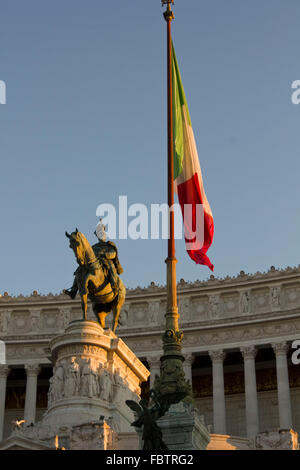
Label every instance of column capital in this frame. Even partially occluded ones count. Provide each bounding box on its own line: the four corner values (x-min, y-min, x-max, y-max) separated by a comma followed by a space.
209, 350, 226, 363
0, 364, 10, 378
25, 364, 41, 377
241, 345, 257, 360
272, 342, 289, 356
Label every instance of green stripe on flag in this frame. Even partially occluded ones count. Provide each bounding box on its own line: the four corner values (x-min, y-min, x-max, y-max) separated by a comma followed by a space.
172, 42, 192, 180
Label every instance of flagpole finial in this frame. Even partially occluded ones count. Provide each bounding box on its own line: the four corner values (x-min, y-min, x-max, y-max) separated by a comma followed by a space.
162, 0, 174, 21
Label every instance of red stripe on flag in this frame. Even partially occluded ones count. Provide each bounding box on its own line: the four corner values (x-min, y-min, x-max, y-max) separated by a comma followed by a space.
177, 173, 214, 271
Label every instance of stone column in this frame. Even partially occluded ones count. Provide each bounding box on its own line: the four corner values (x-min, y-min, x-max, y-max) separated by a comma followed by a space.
0, 365, 10, 441
24, 364, 40, 425
241, 346, 259, 438
209, 350, 226, 435
183, 353, 194, 386
272, 342, 293, 429
148, 356, 161, 389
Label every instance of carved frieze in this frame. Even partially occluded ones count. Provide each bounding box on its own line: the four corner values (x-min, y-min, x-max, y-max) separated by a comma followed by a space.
47, 353, 134, 408
6, 345, 49, 361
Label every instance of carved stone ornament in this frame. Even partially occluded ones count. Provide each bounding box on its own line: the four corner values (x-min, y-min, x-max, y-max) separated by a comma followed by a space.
209, 350, 226, 363
240, 291, 250, 314
255, 430, 299, 450
272, 342, 289, 355
240, 346, 257, 360
0, 364, 10, 378
163, 329, 183, 346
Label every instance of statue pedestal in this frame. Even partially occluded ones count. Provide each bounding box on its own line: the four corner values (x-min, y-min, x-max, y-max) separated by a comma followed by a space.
3, 321, 149, 450
43, 320, 149, 434
156, 402, 210, 450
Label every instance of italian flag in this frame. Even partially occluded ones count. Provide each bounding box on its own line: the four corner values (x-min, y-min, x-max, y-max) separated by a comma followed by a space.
172, 43, 214, 271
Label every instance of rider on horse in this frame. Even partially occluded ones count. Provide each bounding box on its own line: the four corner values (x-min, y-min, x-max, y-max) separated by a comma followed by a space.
64, 220, 123, 299
92, 219, 123, 295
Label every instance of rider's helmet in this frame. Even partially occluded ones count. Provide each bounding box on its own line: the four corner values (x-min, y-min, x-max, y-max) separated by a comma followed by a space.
95, 219, 107, 242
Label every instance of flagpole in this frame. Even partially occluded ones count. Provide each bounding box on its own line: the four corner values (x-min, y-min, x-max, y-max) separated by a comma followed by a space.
166, 2, 175, 262
153, 0, 191, 409
165, 0, 178, 333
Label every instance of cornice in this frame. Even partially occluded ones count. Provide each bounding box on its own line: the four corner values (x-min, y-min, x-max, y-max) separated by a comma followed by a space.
1, 265, 300, 305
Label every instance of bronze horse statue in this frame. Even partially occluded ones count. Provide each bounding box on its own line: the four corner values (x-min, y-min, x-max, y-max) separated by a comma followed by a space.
64, 230, 126, 333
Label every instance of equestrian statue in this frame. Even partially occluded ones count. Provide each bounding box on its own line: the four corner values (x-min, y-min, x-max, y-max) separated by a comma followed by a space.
64, 220, 126, 333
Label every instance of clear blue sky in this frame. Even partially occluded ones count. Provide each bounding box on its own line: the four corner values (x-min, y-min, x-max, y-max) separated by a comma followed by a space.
1, 0, 300, 296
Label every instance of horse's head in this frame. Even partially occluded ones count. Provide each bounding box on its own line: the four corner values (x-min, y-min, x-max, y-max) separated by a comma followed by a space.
65, 229, 92, 266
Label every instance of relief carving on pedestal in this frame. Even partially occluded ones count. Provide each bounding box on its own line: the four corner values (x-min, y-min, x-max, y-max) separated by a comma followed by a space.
70, 421, 117, 450
64, 357, 80, 398
81, 359, 99, 398
48, 356, 136, 407
99, 364, 113, 402
113, 368, 127, 404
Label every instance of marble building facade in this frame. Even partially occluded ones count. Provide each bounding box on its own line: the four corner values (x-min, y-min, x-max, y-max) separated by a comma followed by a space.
1, 265, 300, 444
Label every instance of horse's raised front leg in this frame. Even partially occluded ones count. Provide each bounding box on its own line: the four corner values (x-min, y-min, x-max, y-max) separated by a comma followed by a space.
81, 293, 88, 321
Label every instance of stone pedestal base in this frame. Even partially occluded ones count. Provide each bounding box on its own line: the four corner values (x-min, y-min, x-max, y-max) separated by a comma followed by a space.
42, 320, 149, 435
155, 402, 210, 450
1, 320, 149, 450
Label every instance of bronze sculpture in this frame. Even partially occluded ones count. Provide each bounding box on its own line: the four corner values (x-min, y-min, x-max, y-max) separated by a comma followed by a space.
64, 226, 126, 333
126, 391, 169, 451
